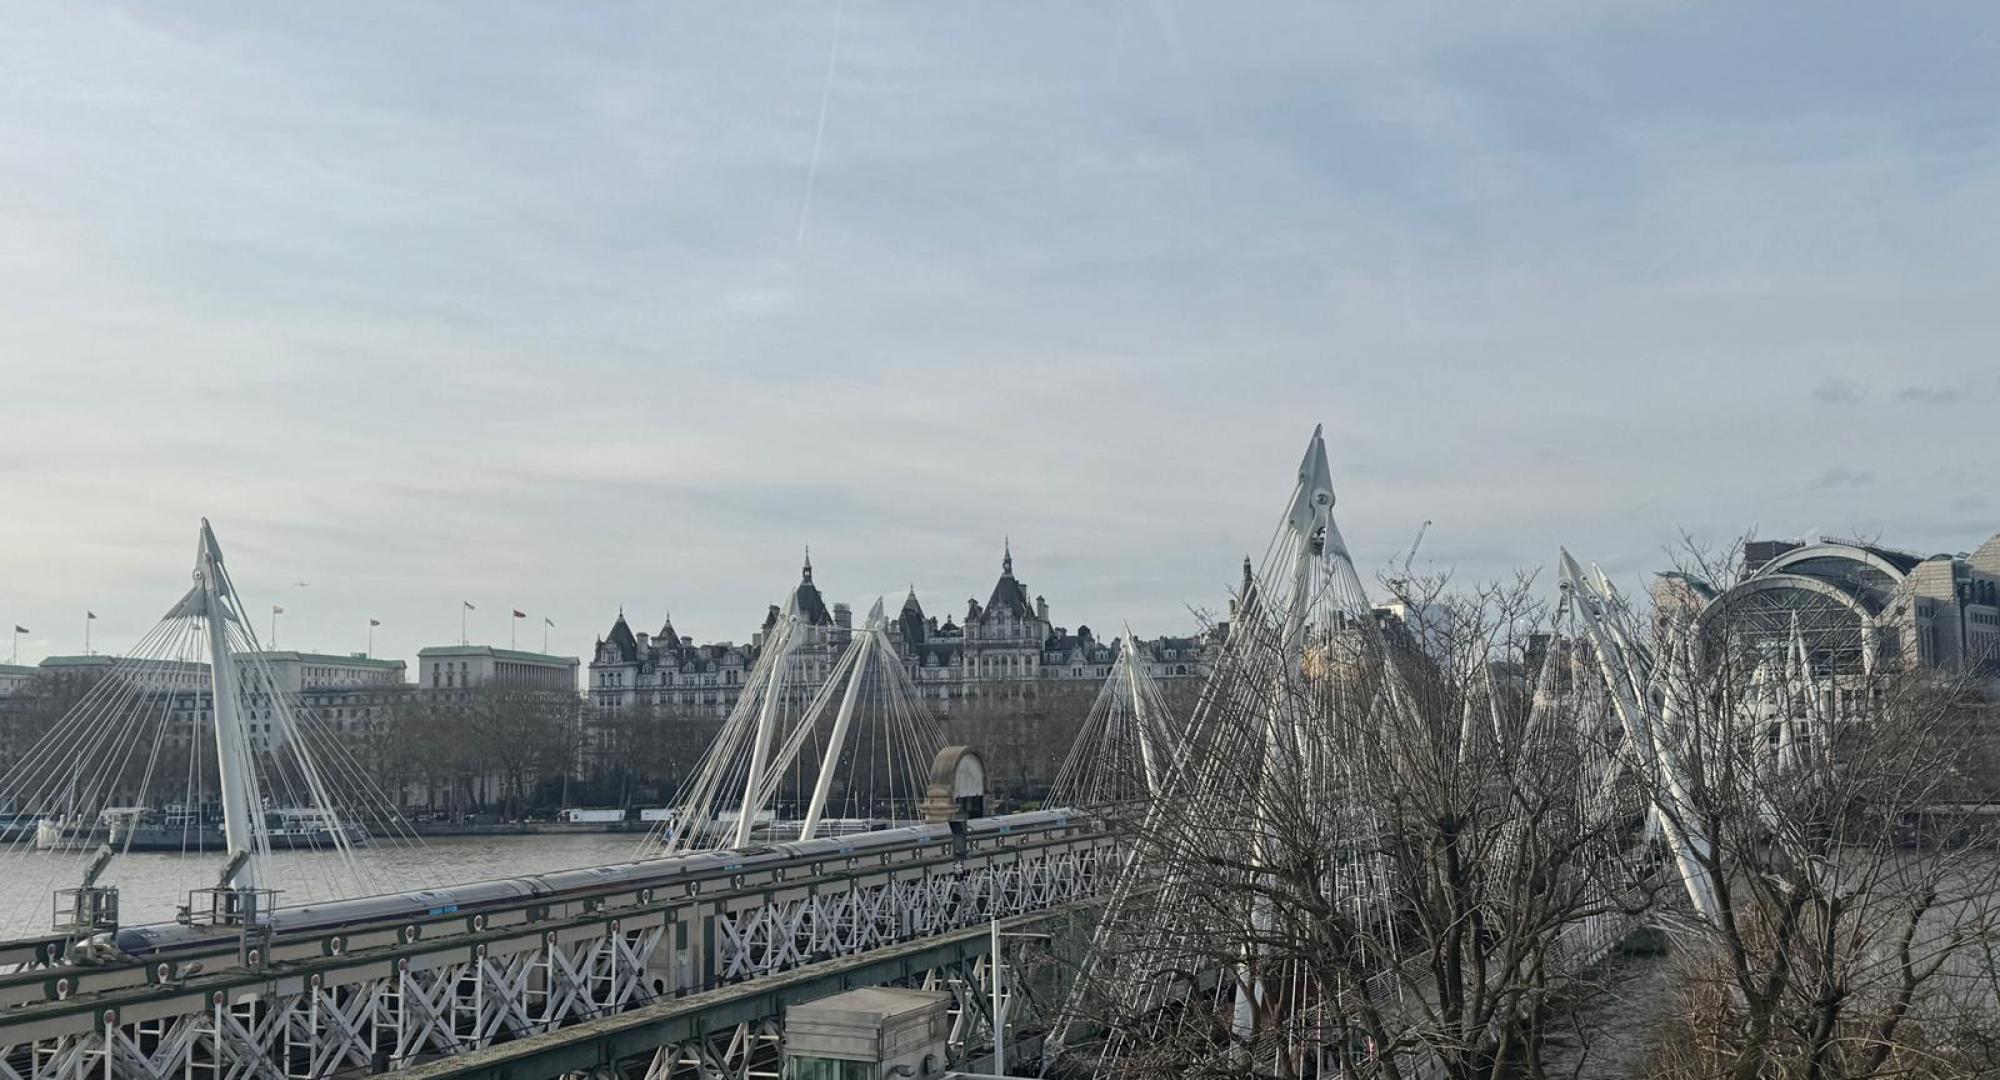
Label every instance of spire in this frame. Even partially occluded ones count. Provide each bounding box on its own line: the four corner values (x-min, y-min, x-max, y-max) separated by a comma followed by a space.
1003, 536, 1014, 576
789, 546, 832, 626
1242, 555, 1254, 592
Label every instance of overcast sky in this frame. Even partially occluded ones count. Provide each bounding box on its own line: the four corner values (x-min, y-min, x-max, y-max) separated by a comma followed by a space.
1, 2, 1995, 665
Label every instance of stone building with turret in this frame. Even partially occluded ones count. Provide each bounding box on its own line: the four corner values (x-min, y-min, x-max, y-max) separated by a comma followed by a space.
585, 544, 1223, 727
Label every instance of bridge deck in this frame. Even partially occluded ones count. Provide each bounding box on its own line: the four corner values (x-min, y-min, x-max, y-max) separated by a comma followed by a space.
399, 904, 1092, 1080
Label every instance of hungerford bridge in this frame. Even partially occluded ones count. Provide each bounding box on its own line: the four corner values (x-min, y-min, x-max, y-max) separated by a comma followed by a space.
0, 427, 1758, 1079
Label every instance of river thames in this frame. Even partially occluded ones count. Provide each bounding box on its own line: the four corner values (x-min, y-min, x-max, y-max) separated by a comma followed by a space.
0, 833, 648, 938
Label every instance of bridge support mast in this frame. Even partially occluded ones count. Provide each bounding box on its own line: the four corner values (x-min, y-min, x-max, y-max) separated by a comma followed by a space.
1234, 426, 1338, 1044
799, 609, 879, 841
191, 520, 263, 892
737, 598, 802, 848
1121, 627, 1162, 794
1559, 550, 1719, 922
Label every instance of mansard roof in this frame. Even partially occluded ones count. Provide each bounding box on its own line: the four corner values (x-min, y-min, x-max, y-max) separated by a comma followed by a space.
605, 611, 639, 662
921, 640, 963, 666
898, 587, 927, 645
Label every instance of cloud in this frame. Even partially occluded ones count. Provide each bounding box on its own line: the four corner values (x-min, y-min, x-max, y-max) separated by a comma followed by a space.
1811, 377, 1864, 405
2, 3, 2000, 661
1895, 384, 1959, 405
1810, 466, 1877, 491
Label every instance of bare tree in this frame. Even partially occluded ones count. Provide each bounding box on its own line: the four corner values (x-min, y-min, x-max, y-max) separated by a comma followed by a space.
1064, 572, 1650, 1080
1637, 547, 2000, 1080
462, 684, 580, 818
0, 670, 94, 783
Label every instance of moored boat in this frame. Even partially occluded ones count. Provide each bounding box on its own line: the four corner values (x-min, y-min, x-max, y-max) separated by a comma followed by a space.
32, 806, 367, 852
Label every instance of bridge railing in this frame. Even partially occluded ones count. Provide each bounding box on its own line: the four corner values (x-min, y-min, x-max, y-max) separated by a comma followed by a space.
0, 815, 1117, 1080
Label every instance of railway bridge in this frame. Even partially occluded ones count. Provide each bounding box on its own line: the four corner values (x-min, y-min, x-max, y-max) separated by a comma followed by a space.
0, 810, 1111, 1079
0, 518, 1155, 1080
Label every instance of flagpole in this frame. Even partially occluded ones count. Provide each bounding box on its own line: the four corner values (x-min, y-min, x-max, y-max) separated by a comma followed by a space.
544, 618, 551, 653
511, 614, 517, 650
367, 622, 373, 658
84, 614, 90, 656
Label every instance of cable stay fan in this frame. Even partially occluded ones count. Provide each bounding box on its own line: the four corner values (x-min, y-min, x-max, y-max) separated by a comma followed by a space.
1046, 624, 1181, 811
647, 596, 942, 856
0, 521, 423, 940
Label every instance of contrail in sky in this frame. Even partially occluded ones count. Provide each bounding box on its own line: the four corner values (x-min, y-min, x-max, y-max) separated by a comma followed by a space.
795, 0, 846, 245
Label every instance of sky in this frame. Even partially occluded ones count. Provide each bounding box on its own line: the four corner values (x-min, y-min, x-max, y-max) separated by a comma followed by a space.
1, 2, 1996, 667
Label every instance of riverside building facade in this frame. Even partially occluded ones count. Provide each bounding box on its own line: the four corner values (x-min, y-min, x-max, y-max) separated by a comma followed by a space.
14, 651, 408, 756
586, 545, 1222, 721
1653, 532, 2000, 681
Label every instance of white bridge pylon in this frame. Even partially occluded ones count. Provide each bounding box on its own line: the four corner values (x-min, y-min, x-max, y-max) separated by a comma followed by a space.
1556, 549, 1722, 923
1047, 424, 1414, 1066
654, 595, 943, 855
1047, 625, 1179, 809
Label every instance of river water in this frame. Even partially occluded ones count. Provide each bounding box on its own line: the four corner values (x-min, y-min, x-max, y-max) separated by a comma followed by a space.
0, 833, 649, 937
1543, 951, 1673, 1078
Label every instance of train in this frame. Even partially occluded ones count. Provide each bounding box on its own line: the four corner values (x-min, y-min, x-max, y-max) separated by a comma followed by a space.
107, 809, 1087, 959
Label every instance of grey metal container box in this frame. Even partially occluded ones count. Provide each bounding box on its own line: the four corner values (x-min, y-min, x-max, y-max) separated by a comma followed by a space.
785, 987, 953, 1079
